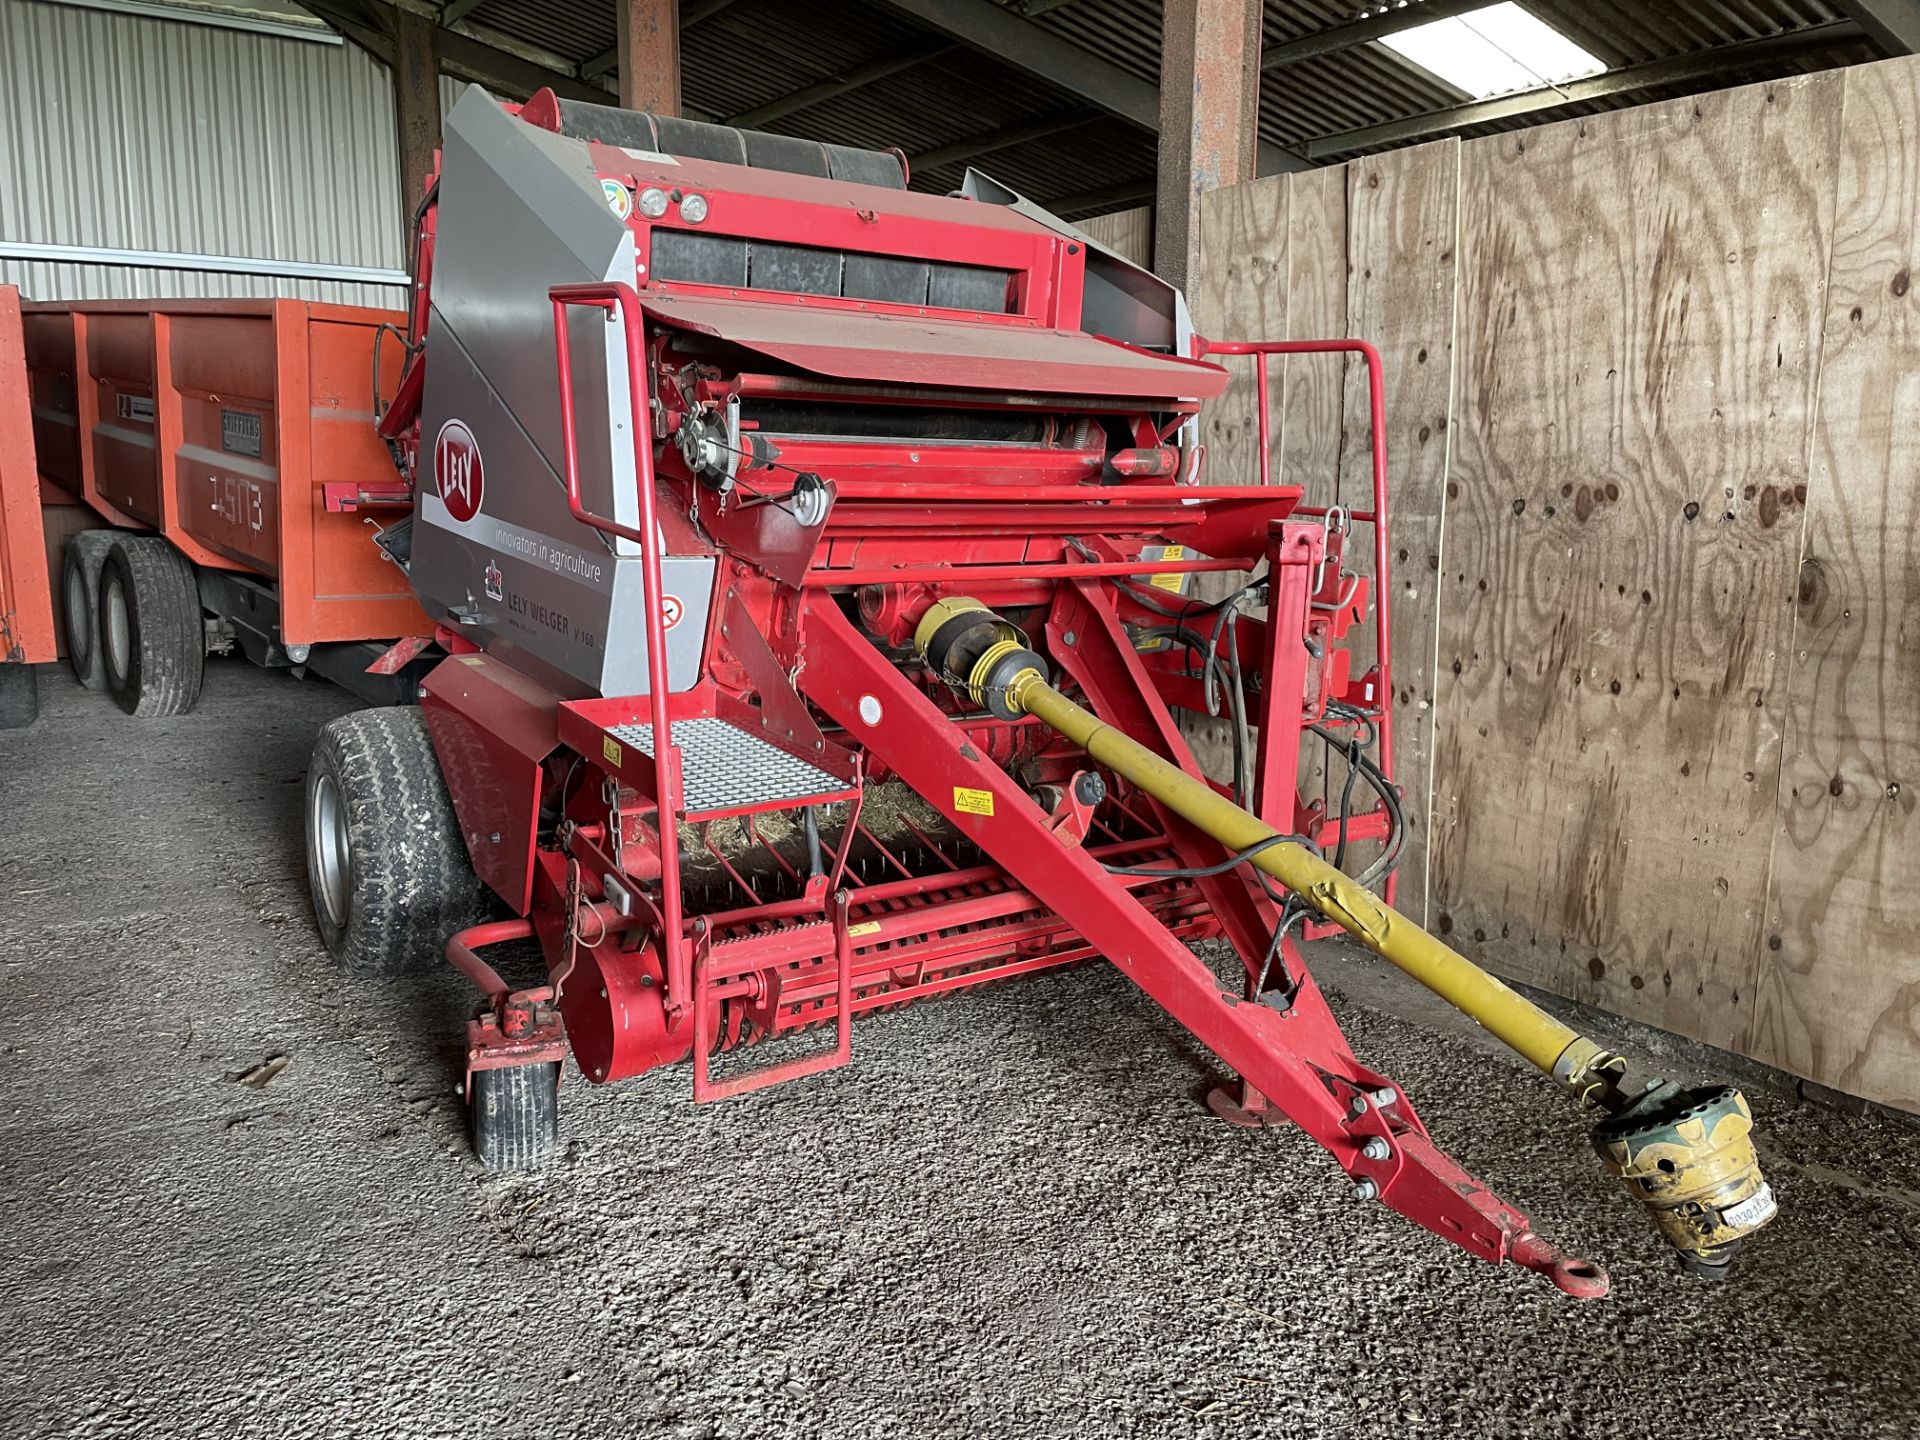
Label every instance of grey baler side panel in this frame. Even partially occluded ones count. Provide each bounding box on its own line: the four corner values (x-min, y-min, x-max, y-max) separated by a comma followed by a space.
411, 84, 711, 698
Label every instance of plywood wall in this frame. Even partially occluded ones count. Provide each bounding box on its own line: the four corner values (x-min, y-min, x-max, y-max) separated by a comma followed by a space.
1189, 56, 1920, 1113
1434, 74, 1842, 1051
1077, 207, 1154, 269
1753, 57, 1920, 1105
1340, 142, 1460, 923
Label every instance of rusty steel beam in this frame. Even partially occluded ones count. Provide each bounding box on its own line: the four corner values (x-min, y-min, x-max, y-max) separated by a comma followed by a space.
392, 8, 442, 220
306, 0, 613, 103
616, 0, 680, 114
585, 0, 737, 79
1155, 0, 1262, 293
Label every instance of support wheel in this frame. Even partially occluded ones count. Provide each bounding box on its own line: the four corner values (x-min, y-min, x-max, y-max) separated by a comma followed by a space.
304, 706, 491, 975
61, 529, 118, 690
99, 536, 204, 716
471, 1063, 561, 1172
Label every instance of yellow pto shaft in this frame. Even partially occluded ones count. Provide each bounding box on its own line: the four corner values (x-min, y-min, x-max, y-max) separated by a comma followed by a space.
914, 596, 1777, 1278
1008, 670, 1625, 1098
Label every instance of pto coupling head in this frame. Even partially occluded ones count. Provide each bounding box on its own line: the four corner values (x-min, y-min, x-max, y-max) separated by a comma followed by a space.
1592, 1082, 1777, 1280
913, 598, 1045, 720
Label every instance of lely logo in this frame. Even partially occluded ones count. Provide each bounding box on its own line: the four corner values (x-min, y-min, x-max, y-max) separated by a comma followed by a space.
435, 418, 484, 523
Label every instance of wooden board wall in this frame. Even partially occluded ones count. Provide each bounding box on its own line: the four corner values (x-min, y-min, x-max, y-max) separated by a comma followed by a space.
1186, 175, 1290, 775
1339, 142, 1460, 923
1189, 56, 1920, 1112
1754, 58, 1920, 1106
1432, 73, 1842, 1052
1077, 207, 1153, 270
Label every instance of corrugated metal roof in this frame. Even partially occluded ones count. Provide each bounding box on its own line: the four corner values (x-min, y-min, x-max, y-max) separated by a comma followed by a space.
404, 0, 1879, 218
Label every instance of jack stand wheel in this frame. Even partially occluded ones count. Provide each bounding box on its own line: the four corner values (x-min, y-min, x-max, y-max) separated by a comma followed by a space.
470, 1062, 561, 1173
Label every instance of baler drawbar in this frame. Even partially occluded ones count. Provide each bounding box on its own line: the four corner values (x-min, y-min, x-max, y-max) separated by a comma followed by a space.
305, 83, 1776, 1295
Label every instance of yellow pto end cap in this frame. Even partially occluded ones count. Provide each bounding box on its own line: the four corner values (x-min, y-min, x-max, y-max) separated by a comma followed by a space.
1593, 1084, 1776, 1279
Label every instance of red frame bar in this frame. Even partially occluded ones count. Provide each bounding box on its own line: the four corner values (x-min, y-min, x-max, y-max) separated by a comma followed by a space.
548, 281, 690, 1017
1199, 336, 1398, 885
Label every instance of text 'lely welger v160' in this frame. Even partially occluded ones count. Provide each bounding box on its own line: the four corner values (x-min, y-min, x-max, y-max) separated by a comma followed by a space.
296, 85, 1776, 1296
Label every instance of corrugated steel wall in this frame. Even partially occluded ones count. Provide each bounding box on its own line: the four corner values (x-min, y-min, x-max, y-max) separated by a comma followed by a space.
0, 0, 407, 307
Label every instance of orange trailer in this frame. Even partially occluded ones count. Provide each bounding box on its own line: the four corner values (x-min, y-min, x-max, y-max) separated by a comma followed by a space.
0, 286, 431, 726
0, 288, 57, 724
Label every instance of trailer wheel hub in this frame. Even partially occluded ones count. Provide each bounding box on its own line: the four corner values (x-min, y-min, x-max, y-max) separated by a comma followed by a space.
102, 569, 131, 685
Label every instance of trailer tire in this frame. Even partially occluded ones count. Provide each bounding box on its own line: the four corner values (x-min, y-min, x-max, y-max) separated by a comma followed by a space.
98, 537, 205, 717
61, 530, 118, 690
0, 665, 37, 729
304, 707, 491, 976
470, 1062, 561, 1172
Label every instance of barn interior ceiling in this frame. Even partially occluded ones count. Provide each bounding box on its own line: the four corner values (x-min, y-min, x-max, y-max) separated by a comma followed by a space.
278, 0, 1897, 217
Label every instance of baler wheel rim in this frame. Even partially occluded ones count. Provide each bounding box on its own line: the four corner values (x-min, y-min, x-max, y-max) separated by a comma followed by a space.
301, 707, 493, 976
309, 771, 352, 932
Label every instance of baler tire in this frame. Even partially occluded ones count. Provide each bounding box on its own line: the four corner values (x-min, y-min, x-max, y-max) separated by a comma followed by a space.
304, 707, 491, 977
61, 530, 118, 691
98, 537, 205, 718
470, 1063, 562, 1173
0, 665, 37, 729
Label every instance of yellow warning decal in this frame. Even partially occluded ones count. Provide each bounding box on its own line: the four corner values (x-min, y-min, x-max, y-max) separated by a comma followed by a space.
602, 735, 622, 767
458, 655, 485, 667
1149, 543, 1187, 593
953, 786, 995, 816
846, 920, 883, 938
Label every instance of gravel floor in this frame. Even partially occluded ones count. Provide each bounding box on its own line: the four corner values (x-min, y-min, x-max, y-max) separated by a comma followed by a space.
2, 660, 1916, 1440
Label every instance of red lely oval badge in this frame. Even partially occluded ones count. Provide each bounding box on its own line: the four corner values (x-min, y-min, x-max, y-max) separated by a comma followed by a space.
435, 418, 484, 523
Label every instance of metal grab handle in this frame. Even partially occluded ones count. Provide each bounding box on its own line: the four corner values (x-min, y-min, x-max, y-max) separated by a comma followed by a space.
547, 280, 690, 1016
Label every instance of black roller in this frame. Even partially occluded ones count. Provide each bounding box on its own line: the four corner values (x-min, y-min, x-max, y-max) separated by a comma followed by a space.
548, 98, 905, 189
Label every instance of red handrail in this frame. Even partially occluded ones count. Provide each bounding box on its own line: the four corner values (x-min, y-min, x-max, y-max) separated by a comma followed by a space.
1197, 336, 1397, 906
548, 280, 690, 1017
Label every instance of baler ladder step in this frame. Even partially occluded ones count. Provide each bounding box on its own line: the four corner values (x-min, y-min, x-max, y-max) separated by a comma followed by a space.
607, 716, 853, 816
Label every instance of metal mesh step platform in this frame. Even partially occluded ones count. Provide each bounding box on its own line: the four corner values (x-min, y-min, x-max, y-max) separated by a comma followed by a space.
607, 717, 852, 816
